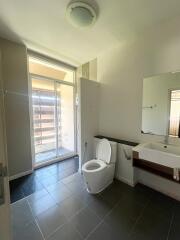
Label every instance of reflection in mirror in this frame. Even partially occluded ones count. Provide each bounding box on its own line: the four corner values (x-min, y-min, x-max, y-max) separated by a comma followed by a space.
169, 90, 180, 137
142, 72, 180, 137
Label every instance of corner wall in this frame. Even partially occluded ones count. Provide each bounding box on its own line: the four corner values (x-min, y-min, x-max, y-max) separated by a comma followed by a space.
0, 38, 32, 177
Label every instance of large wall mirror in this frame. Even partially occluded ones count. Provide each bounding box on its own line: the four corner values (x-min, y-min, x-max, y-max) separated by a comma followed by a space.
142, 72, 180, 137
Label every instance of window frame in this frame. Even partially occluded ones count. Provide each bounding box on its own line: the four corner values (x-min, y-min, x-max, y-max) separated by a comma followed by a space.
27, 52, 77, 168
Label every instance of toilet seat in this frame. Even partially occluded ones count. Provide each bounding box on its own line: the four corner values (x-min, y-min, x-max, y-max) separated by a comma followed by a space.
82, 159, 107, 172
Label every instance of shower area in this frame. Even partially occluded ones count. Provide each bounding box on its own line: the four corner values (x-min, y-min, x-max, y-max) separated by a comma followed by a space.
29, 56, 76, 167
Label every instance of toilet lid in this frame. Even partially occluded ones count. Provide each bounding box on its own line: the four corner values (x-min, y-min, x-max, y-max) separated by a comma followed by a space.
96, 139, 111, 164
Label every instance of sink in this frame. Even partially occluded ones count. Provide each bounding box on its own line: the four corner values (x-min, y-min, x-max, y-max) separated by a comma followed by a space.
143, 142, 180, 155
133, 142, 180, 168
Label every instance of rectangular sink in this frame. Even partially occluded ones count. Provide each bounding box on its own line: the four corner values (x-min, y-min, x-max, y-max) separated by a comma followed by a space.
133, 142, 180, 168
143, 142, 180, 155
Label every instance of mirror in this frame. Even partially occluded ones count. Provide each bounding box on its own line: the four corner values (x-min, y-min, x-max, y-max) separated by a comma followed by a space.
142, 72, 180, 137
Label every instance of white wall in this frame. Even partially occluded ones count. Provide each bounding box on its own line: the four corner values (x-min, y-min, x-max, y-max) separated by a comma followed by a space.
0, 38, 32, 177
97, 16, 180, 198
78, 78, 99, 169
98, 15, 180, 144
115, 144, 135, 186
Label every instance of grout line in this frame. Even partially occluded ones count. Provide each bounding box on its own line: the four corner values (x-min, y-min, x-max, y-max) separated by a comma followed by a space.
45, 204, 87, 240
41, 185, 86, 239
166, 213, 174, 240
74, 229, 84, 240
41, 217, 69, 240
85, 196, 113, 220
47, 192, 112, 240
34, 218, 46, 240
44, 181, 69, 194
128, 198, 151, 237
27, 193, 58, 219
26, 198, 68, 240
46, 222, 67, 240
12, 198, 45, 239
84, 200, 121, 240
10, 161, 79, 204
26, 196, 37, 217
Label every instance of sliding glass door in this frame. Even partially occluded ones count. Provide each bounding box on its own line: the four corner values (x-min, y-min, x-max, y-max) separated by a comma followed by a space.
31, 77, 75, 166
56, 83, 75, 156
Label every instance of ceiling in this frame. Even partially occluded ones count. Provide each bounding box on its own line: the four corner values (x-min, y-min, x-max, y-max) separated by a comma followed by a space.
0, 0, 180, 66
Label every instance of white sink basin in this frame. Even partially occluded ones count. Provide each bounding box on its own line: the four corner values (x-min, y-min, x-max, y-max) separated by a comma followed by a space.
133, 142, 180, 168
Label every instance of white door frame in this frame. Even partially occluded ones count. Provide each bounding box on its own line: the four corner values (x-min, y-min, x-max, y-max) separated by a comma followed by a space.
29, 72, 77, 169
0, 51, 11, 240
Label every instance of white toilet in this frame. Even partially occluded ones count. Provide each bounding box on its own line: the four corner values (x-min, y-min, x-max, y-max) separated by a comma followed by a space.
82, 138, 117, 194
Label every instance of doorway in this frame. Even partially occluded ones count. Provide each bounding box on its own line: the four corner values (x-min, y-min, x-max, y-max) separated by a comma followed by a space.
29, 56, 76, 167
169, 89, 180, 137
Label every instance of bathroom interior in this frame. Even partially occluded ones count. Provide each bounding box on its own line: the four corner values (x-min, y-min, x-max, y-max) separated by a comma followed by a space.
1, 0, 180, 239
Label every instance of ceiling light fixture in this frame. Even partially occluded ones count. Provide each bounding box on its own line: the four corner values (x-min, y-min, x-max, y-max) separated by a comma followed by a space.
66, 1, 97, 28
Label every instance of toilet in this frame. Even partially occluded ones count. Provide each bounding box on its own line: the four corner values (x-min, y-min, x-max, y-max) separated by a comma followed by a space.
82, 138, 117, 194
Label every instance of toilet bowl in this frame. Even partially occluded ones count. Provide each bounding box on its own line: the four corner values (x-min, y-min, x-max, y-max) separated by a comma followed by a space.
82, 138, 117, 194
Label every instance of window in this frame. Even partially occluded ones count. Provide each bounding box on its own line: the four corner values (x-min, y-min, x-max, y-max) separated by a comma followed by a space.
29, 55, 76, 166
29, 57, 74, 83
169, 90, 180, 137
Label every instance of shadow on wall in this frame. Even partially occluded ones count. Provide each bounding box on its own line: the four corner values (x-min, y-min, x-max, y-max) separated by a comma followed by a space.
0, 17, 24, 44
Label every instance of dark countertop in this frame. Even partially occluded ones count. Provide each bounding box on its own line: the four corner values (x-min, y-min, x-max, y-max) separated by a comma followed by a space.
94, 135, 139, 147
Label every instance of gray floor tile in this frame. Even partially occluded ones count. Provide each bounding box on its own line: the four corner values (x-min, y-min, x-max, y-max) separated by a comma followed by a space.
11, 199, 34, 226
105, 213, 135, 239
11, 176, 176, 240
35, 169, 52, 179
88, 196, 113, 219
123, 184, 153, 206
58, 167, 77, 181
36, 205, 67, 239
87, 221, 120, 240
173, 200, 180, 220
104, 195, 144, 238
48, 222, 82, 240
130, 209, 171, 240
100, 185, 121, 207
113, 195, 145, 221
70, 206, 101, 238
40, 175, 58, 187
74, 189, 102, 205
145, 192, 175, 219
28, 194, 57, 216
62, 173, 84, 185
49, 187, 72, 204
26, 189, 49, 205
59, 195, 86, 219
45, 181, 67, 193
12, 220, 44, 240
168, 218, 180, 240
65, 180, 86, 194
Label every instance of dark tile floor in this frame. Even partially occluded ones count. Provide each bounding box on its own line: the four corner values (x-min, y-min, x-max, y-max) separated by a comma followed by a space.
11, 171, 180, 240
9, 156, 79, 203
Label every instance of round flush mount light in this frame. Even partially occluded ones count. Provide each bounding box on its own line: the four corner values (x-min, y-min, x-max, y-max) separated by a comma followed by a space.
66, 1, 97, 28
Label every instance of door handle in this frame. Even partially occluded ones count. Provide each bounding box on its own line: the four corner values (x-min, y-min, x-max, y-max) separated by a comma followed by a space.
0, 163, 8, 206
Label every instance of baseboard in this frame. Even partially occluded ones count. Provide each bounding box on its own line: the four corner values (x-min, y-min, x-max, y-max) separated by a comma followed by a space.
34, 154, 78, 170
115, 175, 135, 187
9, 169, 33, 181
